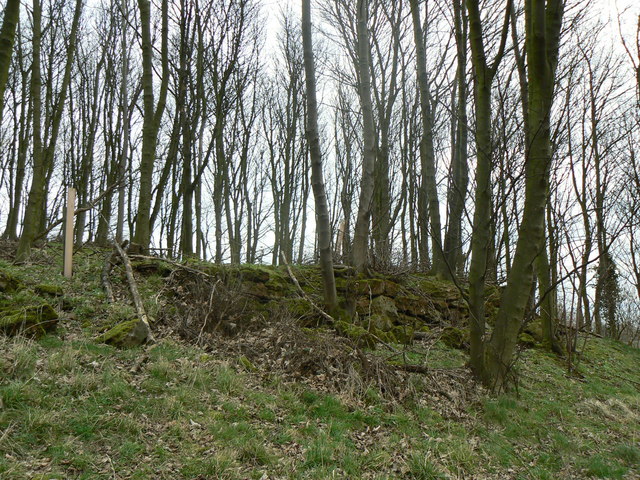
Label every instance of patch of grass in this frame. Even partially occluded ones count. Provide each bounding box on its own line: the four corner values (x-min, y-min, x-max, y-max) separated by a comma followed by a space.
0, 247, 638, 479
408, 453, 448, 479
612, 443, 640, 466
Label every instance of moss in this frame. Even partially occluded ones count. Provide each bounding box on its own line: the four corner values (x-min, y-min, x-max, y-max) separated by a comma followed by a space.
518, 333, 538, 348
34, 284, 64, 297
365, 313, 394, 332
238, 355, 258, 372
0, 303, 58, 337
335, 320, 376, 348
280, 297, 314, 318
440, 326, 469, 350
238, 264, 272, 283
350, 277, 401, 297
370, 295, 399, 320
522, 318, 544, 343
395, 294, 437, 320
0, 270, 24, 293
391, 325, 415, 344
130, 260, 173, 277
96, 319, 150, 348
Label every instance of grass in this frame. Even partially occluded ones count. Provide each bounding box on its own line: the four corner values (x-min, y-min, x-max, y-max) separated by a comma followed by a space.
0, 245, 639, 479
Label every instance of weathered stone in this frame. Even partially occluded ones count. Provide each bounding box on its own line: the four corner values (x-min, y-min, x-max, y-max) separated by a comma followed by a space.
395, 295, 434, 318
0, 270, 23, 293
370, 295, 399, 321
0, 303, 58, 337
335, 320, 376, 348
518, 332, 537, 348
239, 265, 271, 283
351, 278, 401, 297
440, 326, 469, 350
366, 313, 394, 332
35, 284, 64, 297
96, 319, 150, 348
522, 317, 544, 343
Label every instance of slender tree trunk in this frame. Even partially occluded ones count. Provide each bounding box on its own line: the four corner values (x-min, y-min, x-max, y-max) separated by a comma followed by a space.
15, 0, 43, 261
485, 0, 564, 389
0, 0, 20, 118
352, 0, 376, 272
302, 0, 338, 311
443, 0, 469, 277
410, 0, 445, 277
465, 0, 511, 382
132, 0, 168, 249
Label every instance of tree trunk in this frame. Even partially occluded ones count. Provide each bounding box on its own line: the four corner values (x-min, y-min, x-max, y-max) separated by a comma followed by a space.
302, 0, 338, 312
410, 0, 445, 277
485, 0, 564, 389
352, 0, 376, 272
0, 0, 20, 118
132, 0, 168, 250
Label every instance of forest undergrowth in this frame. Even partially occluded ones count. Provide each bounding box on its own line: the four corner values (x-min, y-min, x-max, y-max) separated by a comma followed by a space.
0, 243, 638, 479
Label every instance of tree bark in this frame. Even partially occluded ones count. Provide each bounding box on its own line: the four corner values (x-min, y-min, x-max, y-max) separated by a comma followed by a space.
410, 0, 445, 277
302, 0, 338, 312
352, 0, 376, 272
0, 0, 20, 119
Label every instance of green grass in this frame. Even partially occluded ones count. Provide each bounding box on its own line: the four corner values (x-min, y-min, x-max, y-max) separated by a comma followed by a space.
0, 245, 639, 479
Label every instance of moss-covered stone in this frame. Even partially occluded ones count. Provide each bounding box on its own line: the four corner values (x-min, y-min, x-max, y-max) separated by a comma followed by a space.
350, 277, 401, 297
335, 320, 376, 348
395, 295, 436, 319
34, 284, 64, 297
440, 326, 469, 350
0, 270, 23, 293
281, 297, 314, 318
366, 313, 394, 332
0, 303, 58, 337
390, 325, 414, 344
96, 319, 150, 348
131, 260, 173, 277
238, 264, 272, 283
370, 295, 399, 320
518, 332, 537, 348
522, 318, 544, 343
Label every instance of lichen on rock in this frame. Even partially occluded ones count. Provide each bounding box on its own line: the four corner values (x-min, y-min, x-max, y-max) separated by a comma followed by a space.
96, 319, 150, 348
0, 303, 58, 337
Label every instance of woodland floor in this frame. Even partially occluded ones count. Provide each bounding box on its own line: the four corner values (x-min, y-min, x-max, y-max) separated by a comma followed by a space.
0, 243, 639, 479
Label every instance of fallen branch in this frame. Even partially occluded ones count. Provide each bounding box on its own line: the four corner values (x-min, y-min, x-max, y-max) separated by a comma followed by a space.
280, 252, 335, 324
112, 240, 155, 343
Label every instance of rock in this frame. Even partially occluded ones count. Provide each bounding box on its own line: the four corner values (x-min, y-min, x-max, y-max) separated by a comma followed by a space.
522, 318, 544, 343
242, 281, 271, 301
0, 270, 23, 293
370, 295, 399, 321
96, 319, 150, 348
440, 326, 469, 350
366, 313, 394, 332
35, 284, 64, 297
0, 303, 58, 337
395, 295, 436, 319
131, 260, 173, 277
518, 332, 537, 348
239, 265, 271, 283
351, 277, 401, 297
335, 320, 376, 348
